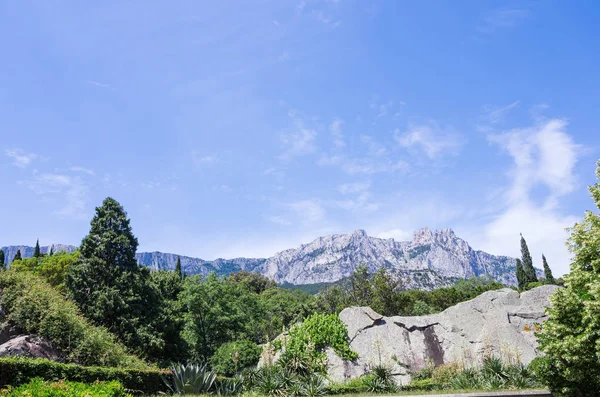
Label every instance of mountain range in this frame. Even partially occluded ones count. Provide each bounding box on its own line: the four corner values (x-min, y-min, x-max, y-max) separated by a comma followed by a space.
1, 228, 529, 289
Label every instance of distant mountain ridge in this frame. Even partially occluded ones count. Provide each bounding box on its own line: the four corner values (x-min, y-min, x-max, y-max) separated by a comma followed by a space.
2, 228, 535, 289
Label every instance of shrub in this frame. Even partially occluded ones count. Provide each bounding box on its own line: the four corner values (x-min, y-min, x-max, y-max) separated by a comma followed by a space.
0, 357, 168, 395
0, 378, 131, 397
163, 362, 217, 395
210, 340, 261, 376
0, 271, 145, 368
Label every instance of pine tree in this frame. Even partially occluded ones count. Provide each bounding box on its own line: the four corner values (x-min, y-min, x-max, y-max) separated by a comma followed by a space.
12, 249, 22, 262
542, 254, 555, 284
515, 258, 526, 290
175, 256, 183, 280
33, 239, 41, 258
520, 234, 538, 284
49, 246, 54, 256
0, 249, 5, 270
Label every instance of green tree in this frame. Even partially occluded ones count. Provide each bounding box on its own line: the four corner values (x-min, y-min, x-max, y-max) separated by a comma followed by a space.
0, 249, 5, 270
370, 266, 402, 316
515, 258, 526, 290
534, 160, 600, 396
65, 197, 164, 359
349, 264, 372, 306
33, 239, 41, 258
12, 249, 22, 263
175, 256, 183, 280
520, 234, 538, 284
542, 254, 555, 284
227, 270, 276, 294
49, 246, 54, 256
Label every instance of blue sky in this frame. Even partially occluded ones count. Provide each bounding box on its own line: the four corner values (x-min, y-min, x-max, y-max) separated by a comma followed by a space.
1, 1, 599, 276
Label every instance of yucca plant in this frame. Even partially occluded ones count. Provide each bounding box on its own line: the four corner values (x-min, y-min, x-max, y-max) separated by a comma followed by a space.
163, 361, 217, 395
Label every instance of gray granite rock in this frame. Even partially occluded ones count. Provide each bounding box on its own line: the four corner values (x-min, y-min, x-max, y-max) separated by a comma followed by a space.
0, 335, 63, 361
327, 285, 559, 385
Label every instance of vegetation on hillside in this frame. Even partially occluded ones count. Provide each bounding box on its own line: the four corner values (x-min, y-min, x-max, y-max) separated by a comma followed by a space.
533, 160, 600, 396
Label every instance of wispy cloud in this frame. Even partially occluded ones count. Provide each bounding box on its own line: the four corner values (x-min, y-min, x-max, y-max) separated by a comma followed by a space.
338, 181, 370, 194
5, 148, 38, 168
288, 199, 326, 223
279, 112, 317, 160
86, 80, 113, 89
330, 118, 344, 148
69, 166, 95, 176
483, 101, 520, 124
395, 122, 464, 159
478, 8, 529, 34
23, 172, 90, 219
468, 118, 581, 276
318, 154, 408, 175
192, 151, 218, 166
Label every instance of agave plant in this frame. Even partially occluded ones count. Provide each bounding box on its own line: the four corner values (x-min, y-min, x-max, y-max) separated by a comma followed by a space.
299, 374, 327, 397
163, 361, 217, 395
216, 375, 244, 396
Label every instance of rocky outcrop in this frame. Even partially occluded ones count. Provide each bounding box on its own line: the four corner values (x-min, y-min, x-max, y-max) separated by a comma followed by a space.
327, 285, 559, 384
0, 335, 63, 361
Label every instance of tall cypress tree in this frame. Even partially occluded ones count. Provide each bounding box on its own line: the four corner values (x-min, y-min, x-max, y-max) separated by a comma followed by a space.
516, 258, 526, 290
49, 246, 54, 256
521, 234, 538, 284
33, 239, 41, 258
65, 197, 162, 354
0, 249, 5, 270
175, 256, 183, 280
542, 254, 555, 284
12, 249, 22, 262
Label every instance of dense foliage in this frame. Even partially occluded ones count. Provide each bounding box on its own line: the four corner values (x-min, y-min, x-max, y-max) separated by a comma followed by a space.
0, 271, 145, 368
315, 265, 504, 316
210, 340, 261, 376
534, 160, 600, 396
65, 198, 185, 364
0, 378, 132, 397
406, 356, 540, 392
10, 251, 79, 291
0, 357, 168, 395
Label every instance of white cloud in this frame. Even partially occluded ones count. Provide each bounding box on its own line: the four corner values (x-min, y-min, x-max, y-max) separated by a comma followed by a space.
338, 181, 370, 194
478, 8, 529, 33
266, 215, 291, 226
468, 118, 581, 276
70, 166, 95, 176
5, 148, 38, 168
330, 118, 344, 148
318, 154, 408, 175
375, 228, 412, 241
395, 123, 464, 159
23, 172, 90, 219
279, 116, 317, 160
192, 151, 217, 166
483, 101, 520, 124
288, 200, 326, 223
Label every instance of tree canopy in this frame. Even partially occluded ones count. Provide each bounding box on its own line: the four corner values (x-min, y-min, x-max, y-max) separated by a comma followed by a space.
534, 160, 600, 396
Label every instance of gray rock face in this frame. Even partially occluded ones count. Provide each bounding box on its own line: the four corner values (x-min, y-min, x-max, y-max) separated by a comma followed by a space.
0, 335, 63, 361
257, 228, 536, 288
3, 228, 542, 289
327, 285, 559, 384
0, 244, 77, 265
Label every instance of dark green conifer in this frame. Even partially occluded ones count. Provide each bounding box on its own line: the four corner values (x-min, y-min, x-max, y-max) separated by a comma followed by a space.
542, 254, 555, 284
175, 256, 183, 280
49, 246, 54, 256
521, 234, 538, 284
33, 239, 41, 258
13, 249, 22, 262
0, 249, 5, 270
516, 258, 526, 290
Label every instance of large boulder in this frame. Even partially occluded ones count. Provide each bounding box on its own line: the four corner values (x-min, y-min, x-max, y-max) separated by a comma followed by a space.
329, 285, 559, 384
0, 335, 64, 361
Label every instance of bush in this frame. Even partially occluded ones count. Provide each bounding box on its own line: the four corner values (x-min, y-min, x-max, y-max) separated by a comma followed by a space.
210, 340, 261, 376
0, 271, 145, 368
0, 378, 131, 397
0, 357, 168, 395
